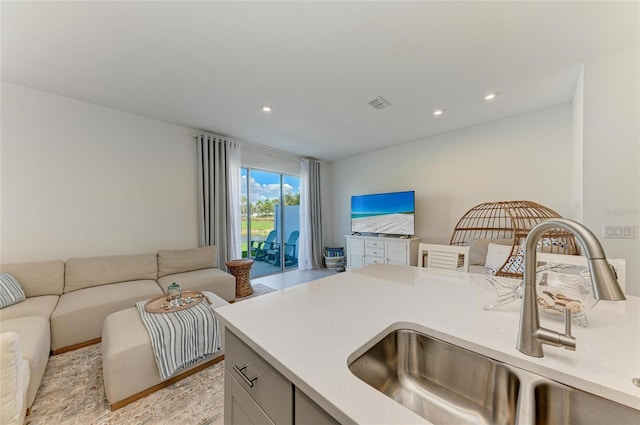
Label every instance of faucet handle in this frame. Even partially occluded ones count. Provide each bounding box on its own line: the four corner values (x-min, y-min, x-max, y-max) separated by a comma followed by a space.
564, 308, 572, 336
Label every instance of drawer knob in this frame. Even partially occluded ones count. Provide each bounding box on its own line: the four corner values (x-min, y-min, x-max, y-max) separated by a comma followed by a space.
233, 364, 258, 387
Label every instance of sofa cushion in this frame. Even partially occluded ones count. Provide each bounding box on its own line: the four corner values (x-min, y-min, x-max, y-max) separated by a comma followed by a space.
0, 274, 26, 309
51, 280, 163, 351
157, 268, 235, 302
157, 246, 217, 278
64, 253, 158, 293
0, 316, 50, 409
0, 296, 59, 322
0, 261, 64, 297
0, 331, 27, 425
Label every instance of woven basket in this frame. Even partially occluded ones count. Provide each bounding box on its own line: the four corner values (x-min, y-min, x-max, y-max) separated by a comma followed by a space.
226, 259, 254, 297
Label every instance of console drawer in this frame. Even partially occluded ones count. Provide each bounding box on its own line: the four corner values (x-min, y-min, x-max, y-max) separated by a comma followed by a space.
364, 246, 384, 257
364, 256, 385, 265
226, 330, 293, 424
365, 239, 384, 249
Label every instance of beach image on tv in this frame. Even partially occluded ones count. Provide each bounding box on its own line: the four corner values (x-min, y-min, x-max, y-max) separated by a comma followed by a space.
351, 191, 415, 235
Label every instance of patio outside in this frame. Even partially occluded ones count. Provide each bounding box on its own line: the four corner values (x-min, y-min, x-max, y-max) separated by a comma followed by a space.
241, 169, 300, 278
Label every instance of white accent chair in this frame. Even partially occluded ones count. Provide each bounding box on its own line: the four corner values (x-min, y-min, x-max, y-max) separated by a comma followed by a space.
418, 243, 470, 272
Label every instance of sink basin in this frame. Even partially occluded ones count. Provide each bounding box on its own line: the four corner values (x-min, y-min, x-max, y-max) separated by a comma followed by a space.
348, 329, 520, 425
534, 381, 640, 425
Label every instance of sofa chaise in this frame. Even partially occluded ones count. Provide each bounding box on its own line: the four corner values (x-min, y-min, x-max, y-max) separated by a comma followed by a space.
0, 246, 236, 419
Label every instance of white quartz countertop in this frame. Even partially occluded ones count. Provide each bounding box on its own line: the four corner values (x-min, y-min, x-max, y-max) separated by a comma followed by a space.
215, 264, 640, 424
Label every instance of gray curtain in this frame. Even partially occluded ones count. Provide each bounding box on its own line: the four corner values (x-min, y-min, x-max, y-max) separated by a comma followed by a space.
299, 158, 323, 269
196, 134, 241, 268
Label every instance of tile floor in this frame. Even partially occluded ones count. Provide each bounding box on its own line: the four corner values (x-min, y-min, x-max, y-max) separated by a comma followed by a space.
211, 267, 338, 425
251, 267, 338, 290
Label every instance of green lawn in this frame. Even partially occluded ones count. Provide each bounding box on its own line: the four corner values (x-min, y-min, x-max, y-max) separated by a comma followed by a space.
241, 217, 274, 258
242, 218, 274, 237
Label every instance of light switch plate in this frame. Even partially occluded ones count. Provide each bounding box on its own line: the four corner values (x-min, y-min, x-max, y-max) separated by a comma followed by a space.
603, 225, 635, 239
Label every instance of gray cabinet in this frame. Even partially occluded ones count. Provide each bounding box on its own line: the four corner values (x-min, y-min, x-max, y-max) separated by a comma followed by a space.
294, 388, 340, 425
224, 329, 338, 425
224, 330, 292, 425
225, 371, 275, 425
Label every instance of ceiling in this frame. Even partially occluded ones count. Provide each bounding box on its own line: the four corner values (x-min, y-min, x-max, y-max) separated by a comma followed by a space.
2, 1, 638, 162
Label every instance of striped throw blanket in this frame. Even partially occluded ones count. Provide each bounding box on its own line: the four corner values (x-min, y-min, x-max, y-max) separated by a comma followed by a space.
135, 299, 222, 380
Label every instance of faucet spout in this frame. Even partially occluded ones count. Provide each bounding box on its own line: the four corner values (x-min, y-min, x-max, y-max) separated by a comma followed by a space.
517, 218, 625, 357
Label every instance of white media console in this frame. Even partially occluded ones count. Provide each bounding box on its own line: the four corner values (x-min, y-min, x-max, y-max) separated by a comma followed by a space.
345, 235, 420, 270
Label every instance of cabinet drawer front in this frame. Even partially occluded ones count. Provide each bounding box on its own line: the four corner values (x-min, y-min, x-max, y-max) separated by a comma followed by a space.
364, 257, 384, 265
364, 246, 384, 257
226, 369, 276, 425
365, 240, 384, 248
226, 330, 293, 424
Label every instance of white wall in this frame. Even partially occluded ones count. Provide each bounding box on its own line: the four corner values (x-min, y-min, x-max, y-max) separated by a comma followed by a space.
327, 105, 573, 249
582, 46, 639, 295
571, 66, 584, 222
1, 82, 199, 263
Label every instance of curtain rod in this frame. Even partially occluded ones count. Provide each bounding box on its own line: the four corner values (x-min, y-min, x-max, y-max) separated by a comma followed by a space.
240, 142, 302, 162
193, 132, 316, 163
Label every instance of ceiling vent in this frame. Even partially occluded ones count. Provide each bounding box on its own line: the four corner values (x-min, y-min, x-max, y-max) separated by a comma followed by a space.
368, 96, 391, 110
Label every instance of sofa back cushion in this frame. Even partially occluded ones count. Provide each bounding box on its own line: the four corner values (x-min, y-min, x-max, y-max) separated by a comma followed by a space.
64, 253, 158, 293
0, 261, 65, 297
157, 246, 217, 278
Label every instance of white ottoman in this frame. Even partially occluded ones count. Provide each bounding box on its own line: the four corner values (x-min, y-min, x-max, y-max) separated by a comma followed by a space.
101, 291, 227, 410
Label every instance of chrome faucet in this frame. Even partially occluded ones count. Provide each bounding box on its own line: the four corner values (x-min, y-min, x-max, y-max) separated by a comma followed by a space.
517, 218, 626, 357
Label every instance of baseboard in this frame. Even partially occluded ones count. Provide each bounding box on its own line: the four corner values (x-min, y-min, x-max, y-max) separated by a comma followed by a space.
110, 355, 225, 411
53, 337, 101, 355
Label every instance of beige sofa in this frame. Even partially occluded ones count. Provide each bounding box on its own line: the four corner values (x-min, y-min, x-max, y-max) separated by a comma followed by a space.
0, 246, 236, 418
1, 332, 30, 425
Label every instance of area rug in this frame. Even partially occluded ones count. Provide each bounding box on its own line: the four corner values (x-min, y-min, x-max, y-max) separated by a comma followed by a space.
26, 285, 277, 424
25, 344, 225, 425
236, 283, 276, 301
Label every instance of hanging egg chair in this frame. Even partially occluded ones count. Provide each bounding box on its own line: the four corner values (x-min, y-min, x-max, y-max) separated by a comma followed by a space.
449, 200, 579, 278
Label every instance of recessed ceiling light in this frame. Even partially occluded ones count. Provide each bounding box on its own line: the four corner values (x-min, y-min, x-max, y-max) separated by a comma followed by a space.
484, 93, 497, 101
261, 105, 272, 113
433, 109, 444, 116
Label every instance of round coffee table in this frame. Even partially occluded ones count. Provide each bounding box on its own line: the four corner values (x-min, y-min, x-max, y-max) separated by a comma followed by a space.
226, 259, 255, 298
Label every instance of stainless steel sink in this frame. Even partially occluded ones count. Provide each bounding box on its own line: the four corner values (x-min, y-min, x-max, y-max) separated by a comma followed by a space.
534, 381, 640, 425
349, 327, 640, 424
348, 329, 520, 425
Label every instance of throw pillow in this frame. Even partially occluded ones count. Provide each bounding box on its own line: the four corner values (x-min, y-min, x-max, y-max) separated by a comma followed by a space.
468, 238, 514, 265
0, 273, 26, 309
484, 243, 513, 271
501, 248, 526, 274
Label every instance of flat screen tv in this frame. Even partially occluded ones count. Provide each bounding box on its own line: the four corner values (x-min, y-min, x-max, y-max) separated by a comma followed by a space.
351, 190, 415, 236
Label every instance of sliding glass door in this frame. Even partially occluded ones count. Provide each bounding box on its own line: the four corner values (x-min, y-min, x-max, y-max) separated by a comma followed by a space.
241, 168, 300, 278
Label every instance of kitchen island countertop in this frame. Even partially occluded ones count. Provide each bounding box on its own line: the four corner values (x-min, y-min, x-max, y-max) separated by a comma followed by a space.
215, 264, 640, 424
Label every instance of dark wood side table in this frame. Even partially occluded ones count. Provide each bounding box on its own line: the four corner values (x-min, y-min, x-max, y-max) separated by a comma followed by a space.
226, 259, 255, 298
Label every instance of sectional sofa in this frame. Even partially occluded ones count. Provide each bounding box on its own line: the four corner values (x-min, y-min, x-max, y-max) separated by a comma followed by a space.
0, 246, 236, 420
